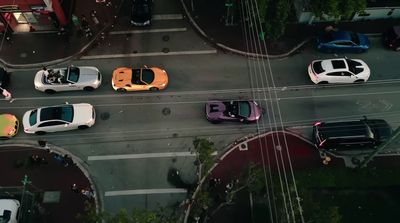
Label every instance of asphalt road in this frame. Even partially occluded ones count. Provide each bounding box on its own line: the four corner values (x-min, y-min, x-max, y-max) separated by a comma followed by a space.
2, 0, 400, 214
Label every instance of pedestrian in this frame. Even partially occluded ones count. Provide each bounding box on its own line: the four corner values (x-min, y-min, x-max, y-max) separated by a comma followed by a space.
63, 154, 74, 167
71, 183, 80, 193
80, 15, 92, 38
0, 86, 13, 102
71, 14, 82, 37
81, 188, 95, 199
53, 153, 65, 165
90, 10, 100, 26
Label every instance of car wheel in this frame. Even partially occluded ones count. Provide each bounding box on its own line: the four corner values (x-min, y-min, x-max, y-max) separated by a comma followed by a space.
149, 87, 159, 91
36, 131, 46, 135
84, 86, 95, 91
117, 88, 127, 92
44, 89, 56, 94
78, 125, 89, 130
354, 79, 365, 84
318, 81, 329, 85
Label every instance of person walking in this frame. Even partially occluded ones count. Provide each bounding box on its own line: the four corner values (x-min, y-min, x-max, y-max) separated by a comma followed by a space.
80, 15, 92, 38
90, 10, 100, 26
0, 86, 13, 102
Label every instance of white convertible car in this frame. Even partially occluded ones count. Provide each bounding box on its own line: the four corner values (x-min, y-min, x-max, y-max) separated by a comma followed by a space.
34, 65, 102, 93
22, 103, 96, 134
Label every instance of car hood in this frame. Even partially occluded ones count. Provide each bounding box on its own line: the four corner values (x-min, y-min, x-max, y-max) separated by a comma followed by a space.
365, 119, 392, 142
151, 67, 168, 86
205, 101, 226, 119
0, 114, 18, 137
248, 101, 263, 121
357, 33, 370, 47
72, 103, 95, 124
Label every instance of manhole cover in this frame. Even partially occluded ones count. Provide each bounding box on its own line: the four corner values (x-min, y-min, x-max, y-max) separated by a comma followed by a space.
162, 48, 170, 53
162, 108, 171, 115
172, 133, 178, 138
162, 35, 170, 41
100, 112, 110, 120
132, 50, 138, 54
20, 53, 27, 58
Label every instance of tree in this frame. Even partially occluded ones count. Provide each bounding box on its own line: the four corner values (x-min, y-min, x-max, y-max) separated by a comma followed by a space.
264, 0, 291, 40
193, 138, 216, 179
309, 0, 367, 21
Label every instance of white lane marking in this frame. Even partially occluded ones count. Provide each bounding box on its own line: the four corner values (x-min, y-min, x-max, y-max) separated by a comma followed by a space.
153, 14, 183, 20
88, 151, 217, 161
105, 188, 187, 197
109, 27, 186, 35
80, 50, 217, 59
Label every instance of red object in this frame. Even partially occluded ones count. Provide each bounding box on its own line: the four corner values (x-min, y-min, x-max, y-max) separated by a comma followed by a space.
51, 0, 68, 26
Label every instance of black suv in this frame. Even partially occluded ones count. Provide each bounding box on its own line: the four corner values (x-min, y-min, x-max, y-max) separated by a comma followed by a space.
131, 0, 152, 26
312, 117, 392, 151
383, 26, 400, 51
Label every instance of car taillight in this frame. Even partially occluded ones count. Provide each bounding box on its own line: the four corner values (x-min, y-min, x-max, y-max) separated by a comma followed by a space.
314, 122, 322, 126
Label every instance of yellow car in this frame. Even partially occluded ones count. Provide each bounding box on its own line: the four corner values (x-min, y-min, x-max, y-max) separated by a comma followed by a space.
112, 66, 168, 92
0, 114, 19, 139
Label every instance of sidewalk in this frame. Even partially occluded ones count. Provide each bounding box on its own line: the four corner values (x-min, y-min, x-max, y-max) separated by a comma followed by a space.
181, 0, 400, 57
0, 0, 122, 68
0, 144, 95, 223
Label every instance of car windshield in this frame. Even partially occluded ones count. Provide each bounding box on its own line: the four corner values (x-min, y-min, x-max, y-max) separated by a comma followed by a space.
238, 101, 251, 117
40, 105, 74, 123
141, 69, 155, 84
67, 67, 80, 83
29, 109, 38, 126
350, 32, 360, 45
346, 59, 364, 74
312, 61, 324, 74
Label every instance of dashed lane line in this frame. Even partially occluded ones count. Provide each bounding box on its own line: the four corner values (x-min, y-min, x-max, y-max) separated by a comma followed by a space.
109, 27, 187, 35
105, 188, 187, 197
80, 50, 217, 60
88, 151, 217, 161
152, 14, 183, 20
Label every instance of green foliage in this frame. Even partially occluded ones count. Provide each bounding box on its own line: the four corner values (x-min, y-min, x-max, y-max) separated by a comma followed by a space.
243, 164, 266, 195
309, 0, 367, 20
190, 190, 212, 218
77, 202, 179, 223
193, 138, 216, 172
256, 0, 270, 23
264, 0, 291, 40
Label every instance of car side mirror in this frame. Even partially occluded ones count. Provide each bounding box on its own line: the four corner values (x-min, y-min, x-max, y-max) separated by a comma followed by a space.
65, 102, 69, 104
144, 65, 148, 69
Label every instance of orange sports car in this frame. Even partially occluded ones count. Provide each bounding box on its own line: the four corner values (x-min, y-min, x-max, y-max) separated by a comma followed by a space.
112, 66, 168, 92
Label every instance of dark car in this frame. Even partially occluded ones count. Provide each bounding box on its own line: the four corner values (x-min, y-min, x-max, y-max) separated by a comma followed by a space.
317, 30, 370, 53
383, 26, 400, 51
312, 117, 392, 152
0, 67, 10, 88
130, 0, 152, 26
205, 100, 262, 124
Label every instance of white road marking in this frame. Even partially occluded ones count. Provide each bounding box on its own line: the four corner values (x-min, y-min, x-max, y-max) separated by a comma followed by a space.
105, 188, 187, 197
88, 151, 217, 161
109, 27, 186, 35
152, 14, 183, 20
80, 50, 217, 59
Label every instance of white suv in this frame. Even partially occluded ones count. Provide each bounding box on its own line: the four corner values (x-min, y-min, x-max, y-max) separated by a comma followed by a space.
0, 199, 20, 223
308, 57, 370, 84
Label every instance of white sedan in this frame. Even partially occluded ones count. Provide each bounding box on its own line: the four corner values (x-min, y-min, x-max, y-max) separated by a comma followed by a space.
308, 58, 370, 84
34, 65, 102, 93
22, 103, 96, 134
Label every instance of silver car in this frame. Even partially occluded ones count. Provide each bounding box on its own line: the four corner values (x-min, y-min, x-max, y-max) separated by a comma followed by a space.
34, 65, 102, 93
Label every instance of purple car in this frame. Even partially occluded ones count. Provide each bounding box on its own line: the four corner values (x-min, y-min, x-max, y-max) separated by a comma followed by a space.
205, 100, 262, 124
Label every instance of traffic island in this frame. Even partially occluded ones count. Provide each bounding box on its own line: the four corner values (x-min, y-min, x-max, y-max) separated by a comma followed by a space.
0, 143, 97, 223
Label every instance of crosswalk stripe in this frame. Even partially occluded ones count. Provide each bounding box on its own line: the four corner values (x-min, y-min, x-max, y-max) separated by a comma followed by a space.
105, 188, 187, 196
152, 14, 183, 20
109, 27, 187, 35
88, 151, 217, 161
80, 50, 217, 59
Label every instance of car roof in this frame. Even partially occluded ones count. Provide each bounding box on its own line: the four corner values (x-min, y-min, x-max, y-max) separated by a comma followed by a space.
331, 31, 352, 41
0, 199, 20, 214
317, 121, 371, 139
321, 58, 348, 72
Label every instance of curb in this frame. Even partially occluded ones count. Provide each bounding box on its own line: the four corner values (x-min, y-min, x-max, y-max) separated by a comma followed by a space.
180, 0, 311, 59
0, 142, 102, 215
